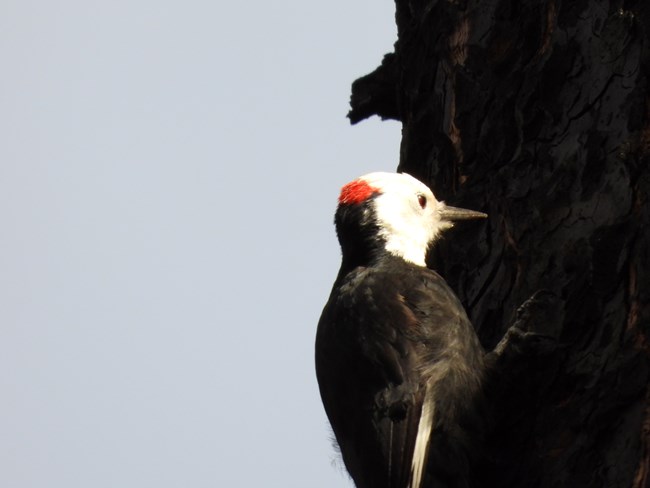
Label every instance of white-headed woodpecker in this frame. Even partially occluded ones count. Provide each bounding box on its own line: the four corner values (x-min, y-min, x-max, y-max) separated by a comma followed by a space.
316, 172, 487, 488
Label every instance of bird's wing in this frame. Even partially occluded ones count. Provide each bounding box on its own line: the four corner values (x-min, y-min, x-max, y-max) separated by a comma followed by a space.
400, 268, 485, 488
370, 267, 470, 488
396, 268, 468, 488
316, 265, 464, 488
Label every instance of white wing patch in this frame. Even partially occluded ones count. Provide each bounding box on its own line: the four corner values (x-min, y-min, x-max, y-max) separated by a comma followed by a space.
410, 386, 435, 488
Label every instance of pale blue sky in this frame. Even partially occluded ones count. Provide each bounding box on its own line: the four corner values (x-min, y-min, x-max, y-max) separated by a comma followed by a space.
0, 1, 401, 487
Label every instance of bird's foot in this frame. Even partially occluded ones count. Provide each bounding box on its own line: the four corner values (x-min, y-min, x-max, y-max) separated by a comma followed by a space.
490, 290, 564, 361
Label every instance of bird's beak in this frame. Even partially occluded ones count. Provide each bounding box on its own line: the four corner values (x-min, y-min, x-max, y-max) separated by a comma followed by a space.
439, 205, 488, 221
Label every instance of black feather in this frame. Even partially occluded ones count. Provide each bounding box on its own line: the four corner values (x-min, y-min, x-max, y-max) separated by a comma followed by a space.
316, 253, 484, 488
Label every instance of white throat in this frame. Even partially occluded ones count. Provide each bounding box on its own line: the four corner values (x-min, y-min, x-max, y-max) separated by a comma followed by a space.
382, 235, 429, 267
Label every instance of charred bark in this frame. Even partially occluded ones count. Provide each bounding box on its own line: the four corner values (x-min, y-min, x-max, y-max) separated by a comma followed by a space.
349, 1, 650, 487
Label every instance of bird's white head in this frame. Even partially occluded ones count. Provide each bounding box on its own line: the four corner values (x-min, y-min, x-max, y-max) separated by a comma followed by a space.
336, 172, 487, 267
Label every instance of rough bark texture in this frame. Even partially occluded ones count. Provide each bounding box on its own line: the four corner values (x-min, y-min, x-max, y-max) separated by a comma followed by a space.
350, 1, 650, 487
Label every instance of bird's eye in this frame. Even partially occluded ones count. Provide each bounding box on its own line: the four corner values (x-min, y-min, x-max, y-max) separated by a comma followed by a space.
417, 194, 427, 209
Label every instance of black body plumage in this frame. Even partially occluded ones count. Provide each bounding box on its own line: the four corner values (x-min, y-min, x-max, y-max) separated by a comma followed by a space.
315, 173, 486, 488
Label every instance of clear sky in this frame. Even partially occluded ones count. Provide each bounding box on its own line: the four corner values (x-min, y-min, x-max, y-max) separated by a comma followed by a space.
0, 1, 401, 487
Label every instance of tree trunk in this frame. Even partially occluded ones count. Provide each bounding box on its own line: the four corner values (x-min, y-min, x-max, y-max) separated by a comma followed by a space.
349, 1, 650, 487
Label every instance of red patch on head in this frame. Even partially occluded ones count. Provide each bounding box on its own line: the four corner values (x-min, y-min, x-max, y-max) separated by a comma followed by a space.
338, 179, 380, 205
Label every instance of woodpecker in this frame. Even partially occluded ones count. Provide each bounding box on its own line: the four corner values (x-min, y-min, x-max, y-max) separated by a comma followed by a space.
315, 172, 487, 488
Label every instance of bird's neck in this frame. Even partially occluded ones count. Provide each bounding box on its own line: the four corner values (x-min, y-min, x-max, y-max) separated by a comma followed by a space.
338, 246, 424, 279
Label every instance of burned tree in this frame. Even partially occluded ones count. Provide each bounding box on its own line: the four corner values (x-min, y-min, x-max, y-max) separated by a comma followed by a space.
349, 1, 650, 487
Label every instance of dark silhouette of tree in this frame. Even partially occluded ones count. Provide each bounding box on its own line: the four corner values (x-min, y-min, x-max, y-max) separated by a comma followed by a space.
349, 1, 650, 487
